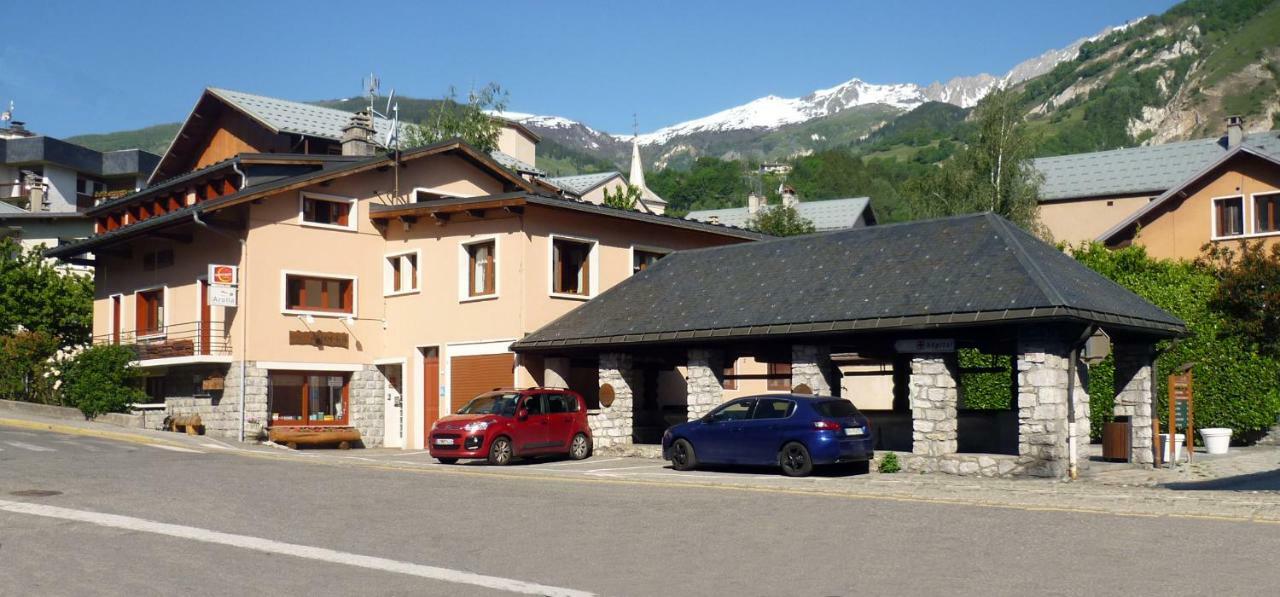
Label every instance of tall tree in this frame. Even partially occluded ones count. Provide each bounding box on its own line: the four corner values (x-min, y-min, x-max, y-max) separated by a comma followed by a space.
403, 83, 508, 152
0, 239, 93, 347
904, 87, 1046, 235
747, 204, 816, 237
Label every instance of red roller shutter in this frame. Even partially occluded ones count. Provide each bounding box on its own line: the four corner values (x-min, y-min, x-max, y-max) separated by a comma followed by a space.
450, 353, 515, 413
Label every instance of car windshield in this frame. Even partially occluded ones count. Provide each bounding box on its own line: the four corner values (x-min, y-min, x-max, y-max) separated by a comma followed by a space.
814, 399, 859, 418
458, 392, 521, 416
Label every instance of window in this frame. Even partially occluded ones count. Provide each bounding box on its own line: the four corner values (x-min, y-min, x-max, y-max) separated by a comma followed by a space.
284, 274, 354, 315
815, 399, 860, 418
521, 394, 546, 415
722, 360, 737, 390
709, 399, 755, 422
546, 393, 580, 413
385, 252, 419, 295
268, 372, 349, 425
632, 249, 667, 274
552, 237, 593, 296
135, 288, 165, 337
300, 193, 354, 230
466, 240, 496, 298
767, 361, 792, 391
752, 398, 795, 420
1255, 193, 1280, 234
142, 249, 174, 271
1214, 196, 1244, 238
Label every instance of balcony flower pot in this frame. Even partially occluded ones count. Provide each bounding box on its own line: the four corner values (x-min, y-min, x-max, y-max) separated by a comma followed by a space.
1199, 428, 1232, 455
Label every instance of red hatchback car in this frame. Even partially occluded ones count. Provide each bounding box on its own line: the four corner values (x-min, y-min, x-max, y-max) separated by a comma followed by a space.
428, 388, 593, 465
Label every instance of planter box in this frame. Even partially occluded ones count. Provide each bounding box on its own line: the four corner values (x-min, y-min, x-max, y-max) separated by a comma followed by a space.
268, 426, 361, 450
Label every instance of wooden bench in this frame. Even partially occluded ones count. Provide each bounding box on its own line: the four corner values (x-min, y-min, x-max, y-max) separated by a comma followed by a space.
268, 426, 361, 450
169, 415, 203, 435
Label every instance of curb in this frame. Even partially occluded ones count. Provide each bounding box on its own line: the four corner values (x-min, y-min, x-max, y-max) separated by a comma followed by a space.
0, 417, 187, 449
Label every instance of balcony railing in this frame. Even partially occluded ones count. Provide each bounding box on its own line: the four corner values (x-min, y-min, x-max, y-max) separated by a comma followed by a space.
95, 320, 231, 361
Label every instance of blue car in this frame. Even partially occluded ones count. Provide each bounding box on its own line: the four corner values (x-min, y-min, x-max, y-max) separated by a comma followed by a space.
662, 394, 873, 477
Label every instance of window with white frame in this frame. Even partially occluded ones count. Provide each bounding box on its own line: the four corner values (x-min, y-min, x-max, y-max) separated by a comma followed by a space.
552, 237, 595, 297
1213, 196, 1245, 238
385, 251, 419, 295
284, 273, 355, 315
464, 240, 497, 298
1255, 192, 1280, 235
299, 193, 356, 230
632, 248, 668, 274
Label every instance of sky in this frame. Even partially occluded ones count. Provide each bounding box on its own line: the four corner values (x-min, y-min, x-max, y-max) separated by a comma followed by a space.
1, 0, 1180, 139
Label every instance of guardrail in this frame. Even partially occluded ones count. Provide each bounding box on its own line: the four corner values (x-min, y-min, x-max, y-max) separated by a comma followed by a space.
95, 320, 231, 360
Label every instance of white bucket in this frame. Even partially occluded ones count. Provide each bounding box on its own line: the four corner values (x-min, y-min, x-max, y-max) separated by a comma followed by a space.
1199, 428, 1232, 455
1160, 433, 1185, 463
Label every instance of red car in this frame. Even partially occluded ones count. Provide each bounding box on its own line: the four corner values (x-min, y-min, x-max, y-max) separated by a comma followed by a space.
428, 388, 593, 465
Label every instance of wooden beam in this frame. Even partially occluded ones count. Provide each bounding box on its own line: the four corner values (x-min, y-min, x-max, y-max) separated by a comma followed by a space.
466, 209, 485, 219
503, 206, 524, 216
399, 215, 417, 232
432, 213, 450, 226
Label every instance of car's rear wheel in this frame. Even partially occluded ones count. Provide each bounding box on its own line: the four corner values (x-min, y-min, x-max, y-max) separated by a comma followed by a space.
779, 442, 813, 477
670, 439, 698, 471
569, 433, 591, 460
488, 437, 514, 465
436, 457, 458, 465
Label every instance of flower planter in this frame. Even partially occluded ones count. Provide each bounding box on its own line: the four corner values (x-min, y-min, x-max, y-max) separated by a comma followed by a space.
1159, 433, 1185, 463
1199, 428, 1232, 455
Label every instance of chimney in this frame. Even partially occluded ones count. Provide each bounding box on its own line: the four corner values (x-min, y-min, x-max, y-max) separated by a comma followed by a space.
341, 110, 377, 157
781, 185, 799, 208
708, 215, 720, 225
747, 193, 764, 214
1226, 115, 1244, 148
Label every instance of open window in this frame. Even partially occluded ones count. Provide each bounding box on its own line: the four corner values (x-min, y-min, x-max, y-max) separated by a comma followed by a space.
135, 288, 165, 338
632, 248, 668, 274
385, 251, 419, 296
1213, 196, 1245, 238
284, 273, 354, 315
1255, 192, 1280, 235
299, 192, 356, 231
464, 240, 497, 299
551, 236, 595, 298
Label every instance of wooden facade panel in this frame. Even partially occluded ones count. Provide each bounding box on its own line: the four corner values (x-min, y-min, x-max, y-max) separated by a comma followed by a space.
449, 353, 514, 414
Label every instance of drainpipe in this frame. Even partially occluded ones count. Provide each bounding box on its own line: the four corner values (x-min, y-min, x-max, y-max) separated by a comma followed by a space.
193, 210, 249, 442
1065, 325, 1097, 481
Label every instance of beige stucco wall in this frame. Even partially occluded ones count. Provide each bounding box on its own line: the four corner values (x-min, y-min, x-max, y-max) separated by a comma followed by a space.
1130, 160, 1280, 261
496, 125, 537, 167
576, 177, 627, 205
1038, 194, 1154, 246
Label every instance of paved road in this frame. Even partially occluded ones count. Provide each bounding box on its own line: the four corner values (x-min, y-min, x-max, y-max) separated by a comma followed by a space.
2, 426, 1279, 596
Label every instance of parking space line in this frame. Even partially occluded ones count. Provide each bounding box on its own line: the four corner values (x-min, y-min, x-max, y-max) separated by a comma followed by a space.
536, 457, 624, 468
4, 441, 55, 452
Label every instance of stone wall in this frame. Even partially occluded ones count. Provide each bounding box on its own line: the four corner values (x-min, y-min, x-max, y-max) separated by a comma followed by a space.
1114, 342, 1156, 465
1015, 333, 1091, 478
686, 349, 723, 420
908, 356, 958, 458
792, 345, 839, 396
350, 365, 385, 448
591, 353, 638, 448
166, 361, 268, 441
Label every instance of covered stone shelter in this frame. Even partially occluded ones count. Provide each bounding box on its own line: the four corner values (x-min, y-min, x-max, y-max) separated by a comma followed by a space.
512, 213, 1186, 478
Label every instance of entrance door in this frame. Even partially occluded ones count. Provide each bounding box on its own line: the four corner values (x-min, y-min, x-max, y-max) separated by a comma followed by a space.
198, 279, 211, 355
421, 347, 440, 442
379, 363, 404, 448
110, 295, 121, 344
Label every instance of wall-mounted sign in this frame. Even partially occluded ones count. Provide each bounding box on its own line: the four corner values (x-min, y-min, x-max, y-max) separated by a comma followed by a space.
208, 285, 238, 307
598, 383, 616, 408
209, 264, 238, 286
202, 376, 226, 391
894, 338, 956, 353
289, 330, 349, 349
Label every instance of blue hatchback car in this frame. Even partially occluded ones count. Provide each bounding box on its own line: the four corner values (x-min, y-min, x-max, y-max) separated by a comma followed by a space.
662, 394, 873, 477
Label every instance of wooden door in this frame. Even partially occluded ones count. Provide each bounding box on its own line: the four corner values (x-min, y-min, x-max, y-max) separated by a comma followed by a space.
422, 348, 440, 435
111, 295, 121, 344
198, 279, 211, 355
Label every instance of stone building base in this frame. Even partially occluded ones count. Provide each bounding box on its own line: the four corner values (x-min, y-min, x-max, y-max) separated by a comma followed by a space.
904, 453, 1022, 477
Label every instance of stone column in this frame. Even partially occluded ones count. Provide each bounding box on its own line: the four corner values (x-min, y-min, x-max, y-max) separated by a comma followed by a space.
1071, 357, 1091, 473
1114, 342, 1156, 466
212, 361, 268, 441
909, 356, 958, 457
593, 353, 639, 448
350, 365, 385, 448
792, 345, 840, 396
1016, 333, 1071, 478
686, 349, 724, 420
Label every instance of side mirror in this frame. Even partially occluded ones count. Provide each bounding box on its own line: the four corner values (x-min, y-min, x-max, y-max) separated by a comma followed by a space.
516, 408, 529, 421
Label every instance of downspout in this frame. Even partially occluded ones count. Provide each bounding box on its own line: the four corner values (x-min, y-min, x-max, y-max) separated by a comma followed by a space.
1065, 324, 1097, 481
194, 207, 249, 443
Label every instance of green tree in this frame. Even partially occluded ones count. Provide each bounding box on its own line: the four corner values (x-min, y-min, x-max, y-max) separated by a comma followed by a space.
602, 184, 642, 210
0, 238, 94, 346
60, 344, 147, 418
904, 87, 1045, 235
403, 83, 508, 152
747, 204, 816, 237
1200, 240, 1280, 357
0, 331, 60, 404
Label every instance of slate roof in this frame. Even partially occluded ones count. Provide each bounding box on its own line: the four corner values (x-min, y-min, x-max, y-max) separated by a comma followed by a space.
1034, 131, 1280, 201
546, 172, 622, 196
687, 197, 874, 232
0, 201, 26, 214
512, 213, 1185, 351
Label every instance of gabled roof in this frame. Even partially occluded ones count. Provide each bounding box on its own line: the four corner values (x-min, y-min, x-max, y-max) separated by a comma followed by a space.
687, 197, 875, 232
1097, 145, 1280, 244
546, 171, 623, 196
512, 213, 1184, 351
1034, 131, 1280, 201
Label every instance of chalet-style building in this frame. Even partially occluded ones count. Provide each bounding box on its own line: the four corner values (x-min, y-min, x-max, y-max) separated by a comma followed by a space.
1035, 117, 1280, 256
48, 87, 765, 449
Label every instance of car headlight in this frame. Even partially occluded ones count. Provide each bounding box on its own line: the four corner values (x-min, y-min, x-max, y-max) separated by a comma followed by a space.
463, 421, 490, 433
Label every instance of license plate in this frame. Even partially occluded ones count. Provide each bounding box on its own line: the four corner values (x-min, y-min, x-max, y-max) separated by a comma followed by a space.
434, 437, 455, 446
845, 427, 865, 437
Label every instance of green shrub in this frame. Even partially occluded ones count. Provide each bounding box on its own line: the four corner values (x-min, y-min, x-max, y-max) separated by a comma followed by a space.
0, 330, 60, 404
877, 452, 901, 474
60, 344, 146, 418
958, 349, 1012, 410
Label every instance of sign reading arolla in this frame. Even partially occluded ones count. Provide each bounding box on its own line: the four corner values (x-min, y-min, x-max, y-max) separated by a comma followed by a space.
208, 285, 238, 307
894, 338, 956, 353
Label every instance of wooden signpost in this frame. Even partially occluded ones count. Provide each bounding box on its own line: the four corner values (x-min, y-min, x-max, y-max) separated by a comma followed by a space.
1166, 369, 1194, 466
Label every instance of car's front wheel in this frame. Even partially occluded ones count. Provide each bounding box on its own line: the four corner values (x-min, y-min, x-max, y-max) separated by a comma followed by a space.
670, 438, 698, 471
569, 433, 591, 460
436, 457, 458, 465
779, 442, 813, 477
488, 437, 514, 465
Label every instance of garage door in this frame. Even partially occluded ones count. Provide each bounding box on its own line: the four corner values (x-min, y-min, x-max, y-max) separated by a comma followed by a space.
450, 353, 515, 413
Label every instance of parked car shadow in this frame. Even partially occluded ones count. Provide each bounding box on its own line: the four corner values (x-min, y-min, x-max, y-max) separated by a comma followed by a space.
675, 461, 872, 478
1162, 469, 1280, 492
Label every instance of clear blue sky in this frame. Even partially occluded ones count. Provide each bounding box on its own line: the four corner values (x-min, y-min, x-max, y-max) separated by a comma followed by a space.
1, 0, 1178, 139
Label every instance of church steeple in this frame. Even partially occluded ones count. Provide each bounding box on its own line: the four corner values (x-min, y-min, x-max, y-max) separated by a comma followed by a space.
625, 117, 667, 215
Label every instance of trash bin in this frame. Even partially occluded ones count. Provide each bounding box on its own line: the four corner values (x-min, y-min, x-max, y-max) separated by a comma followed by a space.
1102, 417, 1130, 461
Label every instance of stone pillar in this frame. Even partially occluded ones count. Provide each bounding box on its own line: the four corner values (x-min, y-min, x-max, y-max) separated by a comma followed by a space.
1071, 357, 1091, 473
909, 356, 958, 457
792, 345, 840, 396
686, 349, 724, 420
1016, 333, 1072, 478
190, 361, 267, 441
593, 353, 639, 448
1114, 342, 1156, 466
350, 365, 385, 448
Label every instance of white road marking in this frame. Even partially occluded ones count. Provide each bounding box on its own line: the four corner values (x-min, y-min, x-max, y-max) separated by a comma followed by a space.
4, 441, 54, 452
585, 464, 668, 474
535, 457, 624, 468
0, 499, 594, 597
201, 443, 234, 450
147, 444, 203, 454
